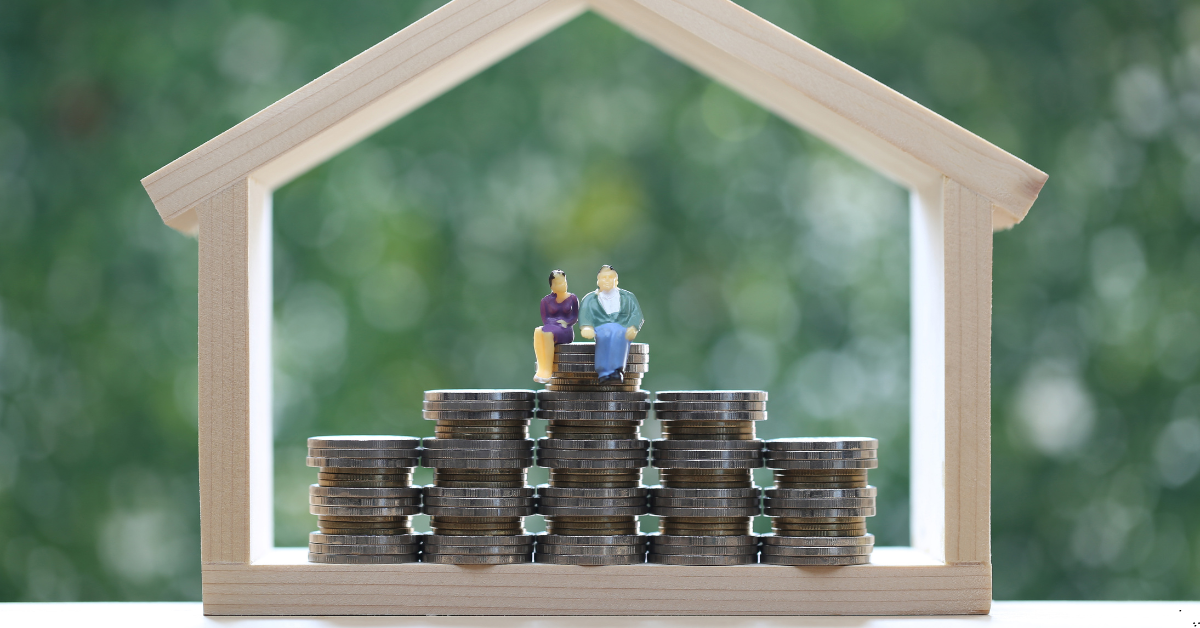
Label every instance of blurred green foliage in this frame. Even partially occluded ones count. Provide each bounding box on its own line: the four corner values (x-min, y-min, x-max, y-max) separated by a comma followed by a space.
0, 0, 1197, 602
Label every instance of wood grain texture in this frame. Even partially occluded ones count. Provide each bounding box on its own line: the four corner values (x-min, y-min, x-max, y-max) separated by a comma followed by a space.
941, 180, 992, 565
142, 0, 585, 230
200, 548, 989, 616
142, 0, 1045, 233
198, 179, 274, 564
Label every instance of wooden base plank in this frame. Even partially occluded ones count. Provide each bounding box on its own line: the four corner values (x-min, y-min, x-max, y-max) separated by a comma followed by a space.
200, 548, 989, 616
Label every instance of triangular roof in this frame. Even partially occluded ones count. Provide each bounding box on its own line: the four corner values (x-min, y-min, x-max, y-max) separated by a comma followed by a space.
142, 0, 1046, 234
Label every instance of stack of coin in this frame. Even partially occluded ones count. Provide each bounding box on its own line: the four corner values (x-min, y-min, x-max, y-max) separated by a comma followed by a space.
533, 344, 651, 564
543, 342, 648, 393
648, 391, 766, 565
421, 390, 537, 564
760, 437, 878, 566
305, 436, 422, 564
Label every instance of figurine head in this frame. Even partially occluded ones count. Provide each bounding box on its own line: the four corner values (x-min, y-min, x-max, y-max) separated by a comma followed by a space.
596, 265, 618, 292
548, 269, 568, 295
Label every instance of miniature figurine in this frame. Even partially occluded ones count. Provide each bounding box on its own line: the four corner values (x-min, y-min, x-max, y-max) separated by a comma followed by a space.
578, 265, 644, 383
534, 269, 579, 383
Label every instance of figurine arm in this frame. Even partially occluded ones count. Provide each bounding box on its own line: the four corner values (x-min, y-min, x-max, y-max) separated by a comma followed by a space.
563, 295, 580, 327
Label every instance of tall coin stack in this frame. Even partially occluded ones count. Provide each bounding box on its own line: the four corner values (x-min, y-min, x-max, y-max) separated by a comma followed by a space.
647, 391, 766, 565
760, 437, 878, 565
533, 342, 651, 565
305, 436, 422, 564
420, 390, 537, 564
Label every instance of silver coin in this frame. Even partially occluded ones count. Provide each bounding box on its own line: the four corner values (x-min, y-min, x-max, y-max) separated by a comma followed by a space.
764, 487, 877, 499
309, 486, 421, 498
538, 401, 651, 411
536, 534, 646, 546
651, 439, 764, 450
536, 392, 651, 402
317, 515, 410, 523
764, 459, 879, 470
649, 505, 760, 517
555, 342, 648, 353
306, 457, 417, 469
545, 385, 646, 392
423, 496, 535, 507
656, 411, 768, 421
309, 505, 421, 516
309, 532, 420, 545
309, 496, 422, 507
538, 497, 647, 508
422, 438, 535, 450
763, 507, 876, 517
424, 389, 537, 401
534, 543, 645, 555
760, 544, 873, 557
648, 553, 757, 565
423, 534, 534, 546
651, 458, 762, 469
421, 458, 533, 469
419, 543, 533, 555
423, 487, 534, 498
649, 487, 760, 499
307, 553, 418, 564
537, 438, 649, 450
308, 542, 420, 555
536, 486, 648, 499
648, 534, 758, 547
535, 411, 648, 421
649, 544, 758, 556
654, 401, 766, 412
760, 554, 870, 566
554, 363, 650, 374
537, 505, 648, 516
536, 449, 650, 460
553, 353, 649, 364
422, 553, 532, 564
650, 449, 762, 460
763, 449, 879, 460
422, 411, 533, 421
650, 497, 760, 508
760, 533, 874, 547
765, 437, 878, 451
422, 505, 536, 517
536, 457, 647, 469
534, 553, 644, 565
307, 448, 420, 459
764, 497, 876, 509
423, 400, 535, 411
420, 448, 534, 460
307, 436, 420, 449
655, 391, 767, 402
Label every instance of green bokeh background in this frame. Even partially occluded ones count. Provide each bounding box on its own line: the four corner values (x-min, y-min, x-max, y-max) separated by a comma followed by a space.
1, 0, 1198, 602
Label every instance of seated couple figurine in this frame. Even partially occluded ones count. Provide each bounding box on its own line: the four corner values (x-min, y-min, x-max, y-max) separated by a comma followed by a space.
533, 265, 643, 384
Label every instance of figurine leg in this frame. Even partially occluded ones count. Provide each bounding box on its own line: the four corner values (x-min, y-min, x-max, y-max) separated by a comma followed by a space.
593, 323, 631, 381
533, 328, 554, 383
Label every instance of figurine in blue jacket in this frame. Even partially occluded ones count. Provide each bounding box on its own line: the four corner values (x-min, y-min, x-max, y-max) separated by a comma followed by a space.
578, 265, 644, 383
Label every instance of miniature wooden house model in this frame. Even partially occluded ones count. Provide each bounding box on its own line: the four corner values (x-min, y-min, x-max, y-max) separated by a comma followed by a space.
142, 0, 1045, 616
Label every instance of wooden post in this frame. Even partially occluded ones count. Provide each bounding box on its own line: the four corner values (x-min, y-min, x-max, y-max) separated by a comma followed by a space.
197, 178, 273, 565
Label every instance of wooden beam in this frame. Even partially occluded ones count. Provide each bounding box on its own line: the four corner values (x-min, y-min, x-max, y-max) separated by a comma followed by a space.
201, 549, 990, 615
941, 179, 992, 566
198, 179, 273, 564
589, 0, 1045, 227
143, 0, 586, 230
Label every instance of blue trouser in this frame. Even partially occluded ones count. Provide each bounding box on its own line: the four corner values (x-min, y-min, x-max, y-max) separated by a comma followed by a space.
593, 323, 631, 379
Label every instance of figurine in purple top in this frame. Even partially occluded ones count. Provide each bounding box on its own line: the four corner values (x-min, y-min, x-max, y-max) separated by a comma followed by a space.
533, 269, 579, 383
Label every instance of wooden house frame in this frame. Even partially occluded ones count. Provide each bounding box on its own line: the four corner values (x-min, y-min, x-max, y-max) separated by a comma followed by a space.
142, 0, 1046, 616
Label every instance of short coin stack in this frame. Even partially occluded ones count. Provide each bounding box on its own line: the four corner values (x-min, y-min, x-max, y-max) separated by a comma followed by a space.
648, 391, 765, 565
534, 342, 651, 564
305, 436, 422, 564
760, 437, 878, 566
420, 390, 537, 564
